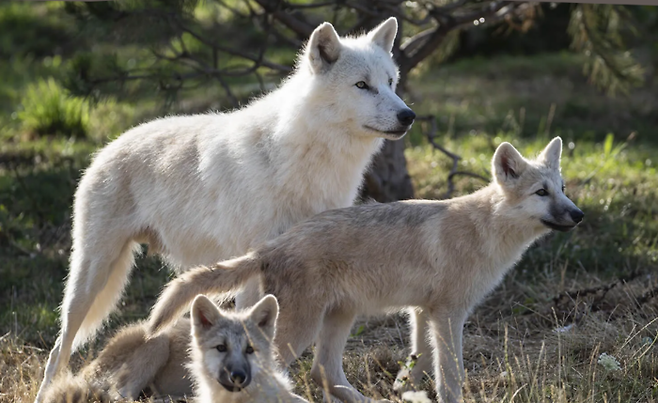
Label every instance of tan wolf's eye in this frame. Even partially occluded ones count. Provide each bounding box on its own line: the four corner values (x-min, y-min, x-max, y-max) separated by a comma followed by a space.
355, 81, 368, 89
245, 345, 254, 354
216, 344, 227, 352
535, 189, 549, 197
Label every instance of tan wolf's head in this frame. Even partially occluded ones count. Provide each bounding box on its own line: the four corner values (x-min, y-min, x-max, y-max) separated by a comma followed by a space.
190, 294, 279, 393
492, 137, 584, 232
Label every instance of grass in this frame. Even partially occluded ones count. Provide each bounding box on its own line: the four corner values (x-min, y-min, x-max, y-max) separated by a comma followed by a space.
1, 3, 658, 402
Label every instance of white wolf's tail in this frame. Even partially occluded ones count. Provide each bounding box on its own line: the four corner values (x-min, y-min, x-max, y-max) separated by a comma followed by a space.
147, 253, 262, 335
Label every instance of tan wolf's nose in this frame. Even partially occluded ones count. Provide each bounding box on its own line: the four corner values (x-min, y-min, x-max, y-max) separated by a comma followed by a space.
570, 209, 584, 223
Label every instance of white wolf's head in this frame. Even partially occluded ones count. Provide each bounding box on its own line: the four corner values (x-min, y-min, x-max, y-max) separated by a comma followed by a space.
492, 137, 584, 233
298, 17, 415, 140
190, 294, 279, 393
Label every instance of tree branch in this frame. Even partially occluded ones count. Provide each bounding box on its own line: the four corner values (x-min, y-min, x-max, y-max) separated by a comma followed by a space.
417, 115, 489, 199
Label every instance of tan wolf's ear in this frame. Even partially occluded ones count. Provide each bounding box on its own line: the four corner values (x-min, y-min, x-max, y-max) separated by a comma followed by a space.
306, 22, 342, 74
492, 142, 528, 185
538, 137, 563, 170
191, 295, 224, 332
248, 294, 279, 339
367, 17, 398, 53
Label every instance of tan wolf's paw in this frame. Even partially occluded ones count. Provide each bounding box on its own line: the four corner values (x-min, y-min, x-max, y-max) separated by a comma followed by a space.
394, 366, 418, 393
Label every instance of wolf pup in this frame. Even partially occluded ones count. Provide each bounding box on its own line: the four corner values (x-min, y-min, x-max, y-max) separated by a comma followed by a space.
147, 137, 583, 403
36, 16, 416, 402
42, 295, 305, 403
189, 294, 308, 403
42, 319, 192, 403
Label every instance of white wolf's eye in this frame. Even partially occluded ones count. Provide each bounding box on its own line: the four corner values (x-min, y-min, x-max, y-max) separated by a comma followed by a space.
355, 81, 369, 90
388, 78, 393, 87
535, 189, 549, 197
245, 345, 254, 354
216, 344, 227, 353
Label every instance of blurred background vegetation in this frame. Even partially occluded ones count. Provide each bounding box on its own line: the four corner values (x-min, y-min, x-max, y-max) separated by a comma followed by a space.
1, 1, 658, 402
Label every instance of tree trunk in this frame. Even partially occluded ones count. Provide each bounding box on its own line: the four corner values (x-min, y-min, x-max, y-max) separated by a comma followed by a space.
360, 139, 414, 203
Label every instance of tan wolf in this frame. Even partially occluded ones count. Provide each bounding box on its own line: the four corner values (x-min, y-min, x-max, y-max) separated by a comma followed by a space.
42, 295, 306, 403
36, 16, 416, 402
146, 137, 583, 403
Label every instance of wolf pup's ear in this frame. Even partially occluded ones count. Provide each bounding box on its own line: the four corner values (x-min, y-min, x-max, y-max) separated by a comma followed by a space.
493, 142, 528, 185
306, 22, 342, 74
249, 294, 279, 340
191, 295, 223, 332
538, 137, 563, 171
367, 17, 398, 54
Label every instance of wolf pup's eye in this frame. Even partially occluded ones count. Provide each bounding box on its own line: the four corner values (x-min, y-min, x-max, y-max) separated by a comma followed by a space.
388, 78, 393, 87
535, 189, 549, 197
355, 81, 368, 90
245, 345, 254, 354
216, 344, 227, 352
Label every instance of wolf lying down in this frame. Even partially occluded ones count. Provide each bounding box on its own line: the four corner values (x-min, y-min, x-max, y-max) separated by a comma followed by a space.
43, 294, 307, 403
148, 137, 584, 403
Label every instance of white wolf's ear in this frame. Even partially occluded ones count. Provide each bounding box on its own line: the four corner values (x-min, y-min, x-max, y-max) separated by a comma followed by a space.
367, 17, 398, 53
306, 22, 342, 74
538, 137, 562, 170
248, 294, 279, 339
191, 295, 223, 332
493, 142, 528, 184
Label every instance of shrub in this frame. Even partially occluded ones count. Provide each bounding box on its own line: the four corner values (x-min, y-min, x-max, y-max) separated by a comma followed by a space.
18, 78, 90, 138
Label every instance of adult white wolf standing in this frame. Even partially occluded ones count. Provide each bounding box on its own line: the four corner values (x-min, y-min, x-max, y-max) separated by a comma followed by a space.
36, 16, 416, 402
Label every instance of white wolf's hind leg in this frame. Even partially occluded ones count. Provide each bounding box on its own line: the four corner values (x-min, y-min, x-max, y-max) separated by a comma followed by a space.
35, 239, 137, 403
394, 307, 434, 392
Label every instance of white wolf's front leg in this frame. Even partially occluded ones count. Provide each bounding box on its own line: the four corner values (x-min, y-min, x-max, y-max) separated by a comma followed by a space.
428, 310, 467, 403
394, 307, 434, 393
235, 277, 263, 310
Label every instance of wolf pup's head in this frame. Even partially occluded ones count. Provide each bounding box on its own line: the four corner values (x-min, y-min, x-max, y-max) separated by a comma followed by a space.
301, 17, 415, 140
190, 294, 279, 393
492, 137, 584, 233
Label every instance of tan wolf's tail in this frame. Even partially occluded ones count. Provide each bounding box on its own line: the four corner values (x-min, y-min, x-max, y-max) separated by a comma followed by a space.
147, 253, 261, 335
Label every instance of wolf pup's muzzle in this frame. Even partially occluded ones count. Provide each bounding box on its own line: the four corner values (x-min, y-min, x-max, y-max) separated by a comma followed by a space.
218, 365, 252, 392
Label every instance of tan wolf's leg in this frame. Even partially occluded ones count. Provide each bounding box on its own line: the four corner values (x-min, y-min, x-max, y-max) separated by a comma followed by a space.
394, 307, 434, 392
428, 309, 467, 403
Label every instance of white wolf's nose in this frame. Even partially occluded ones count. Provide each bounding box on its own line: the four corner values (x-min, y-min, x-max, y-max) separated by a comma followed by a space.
397, 109, 416, 126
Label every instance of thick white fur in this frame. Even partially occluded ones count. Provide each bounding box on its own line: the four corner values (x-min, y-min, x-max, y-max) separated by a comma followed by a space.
35, 17, 414, 403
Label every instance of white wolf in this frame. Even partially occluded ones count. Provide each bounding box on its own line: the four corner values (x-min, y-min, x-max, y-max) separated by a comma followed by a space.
147, 137, 584, 403
40, 294, 305, 403
189, 294, 308, 403
36, 16, 416, 402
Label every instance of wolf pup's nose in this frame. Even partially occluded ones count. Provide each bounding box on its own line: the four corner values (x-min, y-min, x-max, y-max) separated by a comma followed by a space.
570, 209, 584, 224
397, 109, 416, 126
230, 370, 247, 385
